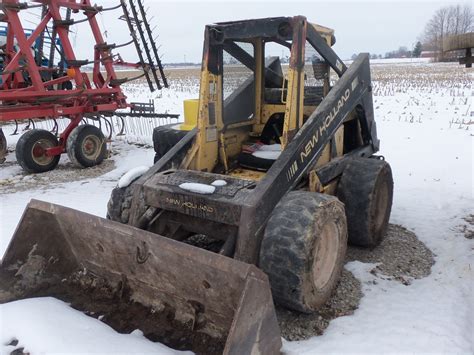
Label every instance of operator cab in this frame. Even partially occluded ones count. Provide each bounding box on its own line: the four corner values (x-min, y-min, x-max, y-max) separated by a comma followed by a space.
181, 17, 343, 180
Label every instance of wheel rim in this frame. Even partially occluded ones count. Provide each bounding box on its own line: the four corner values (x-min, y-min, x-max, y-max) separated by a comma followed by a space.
81, 134, 102, 161
312, 221, 340, 290
31, 138, 55, 166
373, 180, 390, 234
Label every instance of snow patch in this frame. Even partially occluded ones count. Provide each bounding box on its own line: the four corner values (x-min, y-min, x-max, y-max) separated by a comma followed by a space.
211, 179, 227, 187
259, 144, 281, 151
179, 182, 215, 194
117, 166, 149, 188
251, 143, 281, 160
252, 150, 281, 160
0, 297, 189, 355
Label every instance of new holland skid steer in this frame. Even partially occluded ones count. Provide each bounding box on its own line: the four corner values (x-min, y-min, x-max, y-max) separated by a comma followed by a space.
0, 16, 393, 354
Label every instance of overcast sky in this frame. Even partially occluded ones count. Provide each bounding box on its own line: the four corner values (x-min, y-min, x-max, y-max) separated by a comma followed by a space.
22, 0, 473, 63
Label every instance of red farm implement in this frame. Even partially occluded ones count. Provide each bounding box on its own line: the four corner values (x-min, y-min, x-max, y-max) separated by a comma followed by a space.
0, 0, 169, 172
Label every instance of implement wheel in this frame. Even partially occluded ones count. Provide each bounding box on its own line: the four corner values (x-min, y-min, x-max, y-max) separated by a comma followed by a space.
337, 157, 393, 247
67, 124, 107, 168
16, 129, 60, 173
260, 191, 347, 313
0, 129, 6, 163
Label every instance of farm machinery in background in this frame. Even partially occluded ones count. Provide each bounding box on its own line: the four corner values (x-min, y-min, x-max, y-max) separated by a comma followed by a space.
0, 0, 172, 172
443, 32, 474, 68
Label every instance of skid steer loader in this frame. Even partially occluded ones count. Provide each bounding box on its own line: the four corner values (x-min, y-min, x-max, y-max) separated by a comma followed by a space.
0, 16, 393, 354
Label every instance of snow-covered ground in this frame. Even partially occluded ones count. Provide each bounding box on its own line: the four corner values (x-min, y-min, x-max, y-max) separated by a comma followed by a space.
345, 57, 433, 65
0, 62, 472, 354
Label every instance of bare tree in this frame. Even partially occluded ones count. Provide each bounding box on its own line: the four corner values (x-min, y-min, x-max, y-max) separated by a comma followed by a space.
421, 4, 473, 59
459, 4, 474, 32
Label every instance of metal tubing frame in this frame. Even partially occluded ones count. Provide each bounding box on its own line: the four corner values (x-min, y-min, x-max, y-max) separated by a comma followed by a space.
130, 16, 378, 265
0, 0, 141, 156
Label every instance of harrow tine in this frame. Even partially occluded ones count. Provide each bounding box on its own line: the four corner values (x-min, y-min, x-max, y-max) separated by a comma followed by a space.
120, 0, 155, 92
11, 121, 19, 136
50, 118, 59, 136
117, 116, 126, 136
103, 3, 123, 11
136, 0, 168, 88
102, 116, 113, 140
128, 0, 162, 90
113, 39, 135, 49
24, 119, 35, 131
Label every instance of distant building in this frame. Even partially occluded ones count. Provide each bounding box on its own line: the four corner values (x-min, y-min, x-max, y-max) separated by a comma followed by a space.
420, 51, 436, 58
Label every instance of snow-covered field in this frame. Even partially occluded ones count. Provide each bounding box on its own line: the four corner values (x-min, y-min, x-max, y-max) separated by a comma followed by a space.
0, 61, 472, 354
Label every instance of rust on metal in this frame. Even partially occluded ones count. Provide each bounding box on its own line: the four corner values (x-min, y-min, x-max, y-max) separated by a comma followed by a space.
0, 200, 281, 354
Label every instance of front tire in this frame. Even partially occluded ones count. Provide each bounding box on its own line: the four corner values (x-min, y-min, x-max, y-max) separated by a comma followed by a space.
337, 157, 393, 247
66, 124, 107, 168
107, 185, 133, 224
15, 129, 60, 173
260, 191, 348, 313
0, 129, 7, 163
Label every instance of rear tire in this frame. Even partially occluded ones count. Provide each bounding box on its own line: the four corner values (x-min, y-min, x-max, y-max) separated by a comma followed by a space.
15, 129, 60, 173
260, 191, 348, 313
153, 124, 189, 164
66, 124, 107, 168
337, 157, 393, 247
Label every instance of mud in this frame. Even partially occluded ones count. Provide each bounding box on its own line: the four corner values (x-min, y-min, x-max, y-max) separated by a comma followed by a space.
0, 269, 225, 355
457, 214, 474, 239
1, 224, 435, 353
278, 224, 435, 341
0, 159, 115, 194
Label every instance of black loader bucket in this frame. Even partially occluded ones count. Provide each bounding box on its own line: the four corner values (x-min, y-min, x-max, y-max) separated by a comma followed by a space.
0, 200, 281, 354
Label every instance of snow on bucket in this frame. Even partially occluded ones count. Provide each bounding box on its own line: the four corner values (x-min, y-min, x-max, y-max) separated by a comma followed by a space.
0, 200, 281, 354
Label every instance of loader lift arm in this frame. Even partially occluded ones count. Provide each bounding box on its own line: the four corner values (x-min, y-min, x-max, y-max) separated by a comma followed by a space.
126, 17, 378, 264
236, 53, 376, 262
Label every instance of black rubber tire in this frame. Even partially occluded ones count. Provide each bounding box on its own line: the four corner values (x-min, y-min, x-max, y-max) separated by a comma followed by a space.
15, 129, 60, 173
66, 124, 107, 168
260, 191, 348, 313
153, 124, 189, 164
0, 128, 7, 163
337, 157, 394, 247
107, 185, 134, 224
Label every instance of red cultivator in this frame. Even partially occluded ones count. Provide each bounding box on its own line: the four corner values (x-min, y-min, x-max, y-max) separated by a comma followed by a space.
0, 0, 167, 172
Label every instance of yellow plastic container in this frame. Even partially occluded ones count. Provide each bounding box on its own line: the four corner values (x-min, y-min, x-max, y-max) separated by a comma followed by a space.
181, 99, 199, 131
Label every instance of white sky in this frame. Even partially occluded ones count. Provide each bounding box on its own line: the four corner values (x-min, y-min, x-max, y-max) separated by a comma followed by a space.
17, 0, 474, 62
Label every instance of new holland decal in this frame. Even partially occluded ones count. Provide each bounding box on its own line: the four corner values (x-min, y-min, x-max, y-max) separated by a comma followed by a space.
285, 77, 359, 182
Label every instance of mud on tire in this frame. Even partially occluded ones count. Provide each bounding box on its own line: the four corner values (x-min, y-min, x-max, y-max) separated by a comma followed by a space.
107, 186, 134, 224
260, 191, 348, 313
337, 157, 393, 247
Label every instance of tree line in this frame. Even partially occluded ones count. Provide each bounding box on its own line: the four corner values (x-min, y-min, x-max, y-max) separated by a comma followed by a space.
352, 3, 472, 60
422, 3, 473, 54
